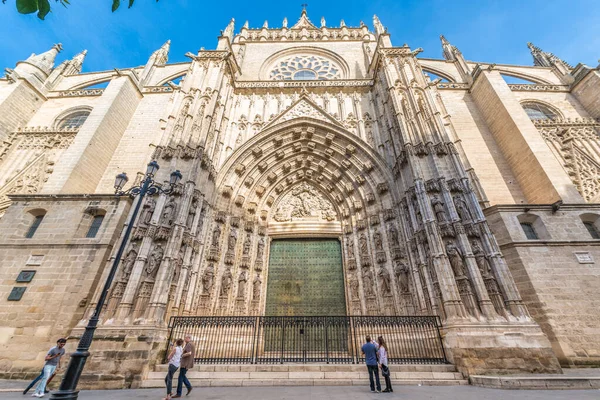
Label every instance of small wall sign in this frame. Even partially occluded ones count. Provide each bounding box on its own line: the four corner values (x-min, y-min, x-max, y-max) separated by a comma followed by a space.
26, 255, 44, 266
574, 251, 594, 264
8, 287, 26, 301
16, 270, 36, 283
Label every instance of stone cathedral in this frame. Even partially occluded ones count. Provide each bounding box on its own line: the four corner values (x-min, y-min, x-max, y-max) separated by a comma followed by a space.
0, 10, 599, 388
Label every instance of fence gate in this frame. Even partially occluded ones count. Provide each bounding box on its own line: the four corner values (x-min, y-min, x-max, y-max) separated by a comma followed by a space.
165, 316, 448, 365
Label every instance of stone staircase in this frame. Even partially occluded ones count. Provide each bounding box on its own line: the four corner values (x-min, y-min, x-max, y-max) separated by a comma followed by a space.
142, 364, 467, 387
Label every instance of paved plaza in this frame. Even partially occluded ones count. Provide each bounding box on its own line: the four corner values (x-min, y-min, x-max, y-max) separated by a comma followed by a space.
1, 385, 599, 400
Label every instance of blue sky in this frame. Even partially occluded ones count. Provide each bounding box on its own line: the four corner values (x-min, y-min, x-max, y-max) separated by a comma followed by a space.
0, 0, 598, 73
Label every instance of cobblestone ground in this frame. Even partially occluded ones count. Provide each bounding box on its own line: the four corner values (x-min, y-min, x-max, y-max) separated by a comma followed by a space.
1, 385, 598, 399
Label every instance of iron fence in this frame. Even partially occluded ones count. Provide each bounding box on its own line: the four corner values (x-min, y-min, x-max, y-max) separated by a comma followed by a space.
165, 315, 447, 365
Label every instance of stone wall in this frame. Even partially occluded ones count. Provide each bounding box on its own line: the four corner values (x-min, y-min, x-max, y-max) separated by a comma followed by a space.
485, 204, 600, 367
0, 195, 130, 379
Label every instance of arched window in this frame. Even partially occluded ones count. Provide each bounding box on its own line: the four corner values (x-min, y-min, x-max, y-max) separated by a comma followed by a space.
55, 110, 91, 130
584, 222, 600, 239
521, 102, 558, 121
520, 222, 539, 240
25, 210, 46, 238
86, 215, 105, 238
580, 214, 600, 239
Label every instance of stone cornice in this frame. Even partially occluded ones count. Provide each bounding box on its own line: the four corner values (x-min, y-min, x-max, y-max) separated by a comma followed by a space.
233, 25, 376, 44
233, 79, 373, 91
508, 84, 570, 92
532, 117, 600, 128
48, 88, 105, 98
8, 193, 130, 202
483, 203, 600, 213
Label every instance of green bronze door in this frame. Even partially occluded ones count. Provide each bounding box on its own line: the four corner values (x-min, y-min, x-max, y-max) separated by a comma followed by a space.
265, 238, 347, 316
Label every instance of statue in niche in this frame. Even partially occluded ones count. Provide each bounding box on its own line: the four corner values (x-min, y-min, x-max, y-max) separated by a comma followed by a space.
220, 268, 233, 297
362, 267, 375, 297
161, 196, 176, 226
349, 273, 360, 300
228, 229, 237, 253
446, 241, 465, 277
211, 224, 221, 248
256, 238, 265, 259
243, 235, 252, 255
431, 195, 447, 223
122, 244, 138, 280
177, 245, 186, 267
454, 196, 471, 222
252, 274, 262, 301
145, 244, 164, 279
359, 233, 368, 255
346, 236, 355, 258
140, 197, 156, 225
201, 263, 215, 294
237, 271, 248, 298
388, 225, 399, 246
378, 267, 392, 294
187, 196, 198, 228
394, 260, 410, 293
373, 231, 383, 251
472, 241, 492, 278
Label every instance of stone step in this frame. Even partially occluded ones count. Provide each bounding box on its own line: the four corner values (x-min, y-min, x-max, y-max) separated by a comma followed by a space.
143, 364, 466, 388
153, 363, 457, 373
470, 375, 600, 390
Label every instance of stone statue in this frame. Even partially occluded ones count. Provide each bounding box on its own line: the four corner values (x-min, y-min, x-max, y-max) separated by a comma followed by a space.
373, 231, 383, 251
201, 263, 215, 294
187, 196, 198, 228
140, 197, 156, 225
145, 244, 164, 279
362, 267, 375, 297
359, 233, 368, 254
211, 224, 221, 247
237, 270, 248, 298
346, 236, 354, 256
349, 273, 360, 299
177, 245, 186, 266
256, 238, 265, 259
454, 196, 471, 222
220, 268, 233, 297
472, 241, 492, 278
228, 229, 237, 252
378, 267, 392, 294
161, 196, 176, 226
252, 274, 262, 300
431, 195, 447, 223
394, 260, 410, 293
243, 235, 252, 255
122, 246, 137, 280
388, 225, 399, 246
446, 241, 465, 277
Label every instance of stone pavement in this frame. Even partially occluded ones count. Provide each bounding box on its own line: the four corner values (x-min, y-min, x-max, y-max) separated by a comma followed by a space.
0, 385, 599, 399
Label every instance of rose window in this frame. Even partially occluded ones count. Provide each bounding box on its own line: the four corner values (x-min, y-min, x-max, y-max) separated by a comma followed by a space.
270, 55, 342, 81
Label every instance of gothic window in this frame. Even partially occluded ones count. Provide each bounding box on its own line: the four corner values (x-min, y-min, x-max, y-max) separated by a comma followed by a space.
25, 213, 45, 238
86, 215, 105, 238
55, 110, 91, 130
520, 222, 538, 240
584, 222, 600, 239
270, 55, 342, 81
580, 214, 600, 239
522, 102, 558, 121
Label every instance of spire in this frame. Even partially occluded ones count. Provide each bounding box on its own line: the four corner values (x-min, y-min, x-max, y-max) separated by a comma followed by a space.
223, 18, 235, 39
340, 19, 346, 27
282, 17, 288, 28
242, 20, 249, 29
440, 35, 460, 61
25, 43, 62, 74
262, 20, 269, 29
69, 50, 87, 74
291, 6, 318, 29
373, 15, 385, 36
527, 42, 572, 68
320, 16, 326, 28
151, 40, 170, 66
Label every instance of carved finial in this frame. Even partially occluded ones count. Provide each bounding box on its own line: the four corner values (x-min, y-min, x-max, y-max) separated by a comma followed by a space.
440, 35, 460, 61
149, 40, 170, 66
527, 42, 572, 68
242, 20, 249, 29
340, 19, 346, 27
223, 18, 235, 39
282, 17, 288, 28
301, 3, 308, 13
262, 20, 268, 28
70, 49, 87, 73
23, 43, 63, 75
373, 15, 385, 36
320, 16, 326, 27
360, 21, 365, 28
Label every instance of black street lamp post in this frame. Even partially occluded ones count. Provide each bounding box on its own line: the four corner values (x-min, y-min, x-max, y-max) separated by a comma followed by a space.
50, 161, 182, 400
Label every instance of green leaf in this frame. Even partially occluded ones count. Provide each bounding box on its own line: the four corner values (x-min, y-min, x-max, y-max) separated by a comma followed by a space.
37, 0, 50, 19
16, 0, 39, 14
128, 0, 134, 8
111, 0, 120, 12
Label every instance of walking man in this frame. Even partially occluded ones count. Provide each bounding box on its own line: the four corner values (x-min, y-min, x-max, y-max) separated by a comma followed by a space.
361, 335, 381, 393
32, 338, 66, 397
173, 334, 194, 398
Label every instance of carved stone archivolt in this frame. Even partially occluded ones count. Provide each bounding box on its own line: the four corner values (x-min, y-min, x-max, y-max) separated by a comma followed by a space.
273, 182, 337, 222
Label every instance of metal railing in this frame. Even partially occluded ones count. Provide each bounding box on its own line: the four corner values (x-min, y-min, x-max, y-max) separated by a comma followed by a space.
165, 315, 447, 365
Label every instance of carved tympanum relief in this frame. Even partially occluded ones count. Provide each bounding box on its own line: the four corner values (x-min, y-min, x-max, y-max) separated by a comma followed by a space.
273, 182, 337, 222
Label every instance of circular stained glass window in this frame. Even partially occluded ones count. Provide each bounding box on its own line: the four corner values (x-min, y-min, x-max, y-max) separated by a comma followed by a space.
270, 55, 342, 81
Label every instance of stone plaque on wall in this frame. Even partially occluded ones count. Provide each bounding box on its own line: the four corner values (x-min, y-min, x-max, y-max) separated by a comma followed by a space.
574, 251, 594, 264
265, 239, 346, 316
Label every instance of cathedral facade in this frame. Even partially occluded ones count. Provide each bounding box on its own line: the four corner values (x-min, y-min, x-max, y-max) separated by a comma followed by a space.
0, 10, 599, 387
